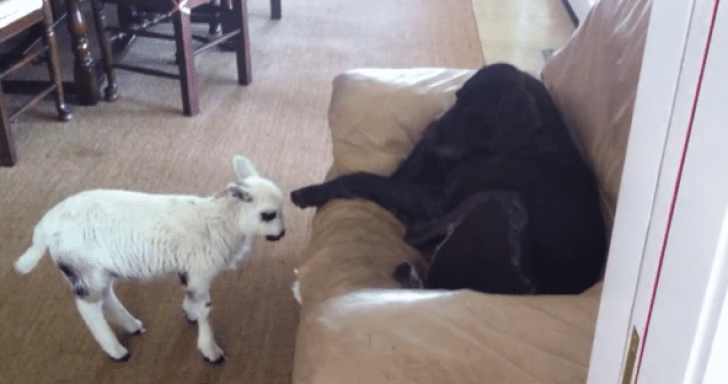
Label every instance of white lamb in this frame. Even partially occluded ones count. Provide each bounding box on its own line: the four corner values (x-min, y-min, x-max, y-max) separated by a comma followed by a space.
14, 155, 285, 363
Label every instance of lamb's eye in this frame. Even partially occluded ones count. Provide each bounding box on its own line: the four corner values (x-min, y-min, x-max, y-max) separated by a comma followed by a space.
261, 211, 277, 222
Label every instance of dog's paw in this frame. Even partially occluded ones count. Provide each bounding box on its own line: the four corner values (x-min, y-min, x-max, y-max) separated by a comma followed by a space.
290, 186, 325, 208
393, 262, 424, 289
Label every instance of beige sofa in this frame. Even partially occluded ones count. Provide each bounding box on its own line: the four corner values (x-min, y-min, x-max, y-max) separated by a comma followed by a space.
291, 0, 651, 382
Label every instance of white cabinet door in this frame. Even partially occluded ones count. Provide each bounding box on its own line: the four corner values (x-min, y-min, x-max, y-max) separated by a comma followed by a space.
631, 0, 728, 382
587, 0, 696, 382
588, 0, 728, 383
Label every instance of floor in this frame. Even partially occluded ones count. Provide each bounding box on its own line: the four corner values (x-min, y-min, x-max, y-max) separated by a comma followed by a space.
0, 1, 484, 383
471, 0, 576, 74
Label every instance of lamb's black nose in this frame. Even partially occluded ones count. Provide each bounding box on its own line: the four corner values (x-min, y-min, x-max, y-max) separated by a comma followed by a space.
266, 230, 285, 241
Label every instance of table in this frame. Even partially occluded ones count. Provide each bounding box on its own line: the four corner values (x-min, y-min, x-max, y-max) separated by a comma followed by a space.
5, 0, 256, 106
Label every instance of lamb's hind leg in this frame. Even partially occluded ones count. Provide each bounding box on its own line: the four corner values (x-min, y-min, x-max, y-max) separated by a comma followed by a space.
182, 273, 224, 363
76, 297, 129, 361
103, 281, 145, 335
70, 268, 129, 361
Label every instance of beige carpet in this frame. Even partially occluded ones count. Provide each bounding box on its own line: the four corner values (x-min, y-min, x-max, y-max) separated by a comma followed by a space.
0, 0, 483, 383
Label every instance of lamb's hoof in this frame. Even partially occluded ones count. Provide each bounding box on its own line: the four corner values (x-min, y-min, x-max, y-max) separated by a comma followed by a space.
183, 310, 198, 324
128, 320, 145, 335
201, 344, 225, 364
204, 355, 225, 364
111, 352, 131, 362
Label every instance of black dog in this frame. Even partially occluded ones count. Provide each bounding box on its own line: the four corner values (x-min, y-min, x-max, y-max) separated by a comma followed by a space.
291, 63, 606, 295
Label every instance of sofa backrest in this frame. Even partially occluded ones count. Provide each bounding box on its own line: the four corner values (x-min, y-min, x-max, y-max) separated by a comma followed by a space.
540, 0, 652, 232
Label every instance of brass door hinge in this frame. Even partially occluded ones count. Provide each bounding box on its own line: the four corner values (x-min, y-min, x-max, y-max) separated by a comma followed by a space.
622, 327, 641, 384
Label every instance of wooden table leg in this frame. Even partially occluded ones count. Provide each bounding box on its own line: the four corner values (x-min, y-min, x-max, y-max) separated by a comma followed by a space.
0, 82, 17, 167
224, 0, 251, 85
172, 11, 199, 116
66, 0, 99, 105
271, 0, 281, 20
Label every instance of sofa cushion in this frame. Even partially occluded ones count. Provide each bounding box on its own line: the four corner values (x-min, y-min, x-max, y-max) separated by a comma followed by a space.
295, 286, 601, 384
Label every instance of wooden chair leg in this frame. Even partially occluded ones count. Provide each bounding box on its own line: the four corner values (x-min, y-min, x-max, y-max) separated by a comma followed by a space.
271, 0, 281, 20
42, 0, 72, 121
66, 0, 100, 105
117, 5, 136, 30
172, 10, 199, 116
225, 0, 251, 85
90, 0, 118, 102
0, 83, 16, 167
209, 0, 222, 35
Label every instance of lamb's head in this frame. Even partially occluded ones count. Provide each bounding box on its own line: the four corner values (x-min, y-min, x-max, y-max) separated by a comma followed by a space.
226, 156, 285, 241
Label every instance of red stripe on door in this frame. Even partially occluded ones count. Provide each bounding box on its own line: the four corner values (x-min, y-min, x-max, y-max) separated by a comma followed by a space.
634, 1, 722, 382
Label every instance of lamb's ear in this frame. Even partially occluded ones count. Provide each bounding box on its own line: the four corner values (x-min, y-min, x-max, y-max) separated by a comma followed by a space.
233, 156, 259, 180
228, 183, 254, 202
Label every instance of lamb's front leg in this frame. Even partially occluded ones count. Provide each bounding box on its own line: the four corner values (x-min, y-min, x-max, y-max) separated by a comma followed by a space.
182, 273, 224, 363
290, 173, 444, 224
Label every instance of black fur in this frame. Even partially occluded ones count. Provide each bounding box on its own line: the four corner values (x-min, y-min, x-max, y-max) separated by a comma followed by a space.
58, 262, 88, 297
291, 63, 606, 295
